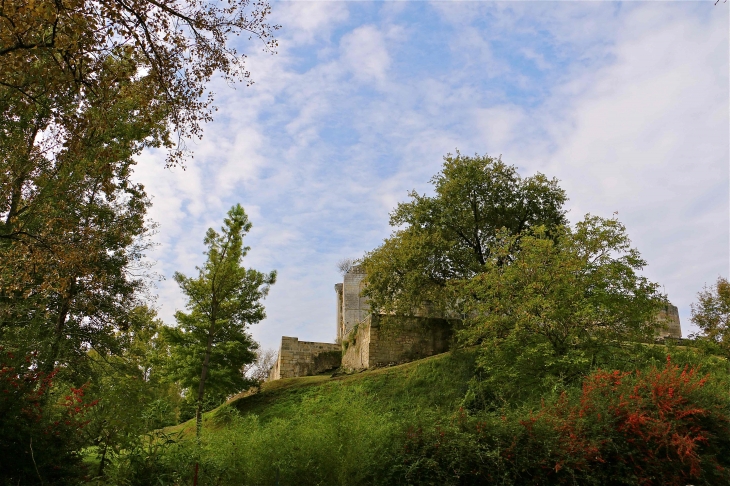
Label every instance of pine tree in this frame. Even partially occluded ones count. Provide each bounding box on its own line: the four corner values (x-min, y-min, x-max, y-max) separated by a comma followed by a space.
165, 204, 276, 438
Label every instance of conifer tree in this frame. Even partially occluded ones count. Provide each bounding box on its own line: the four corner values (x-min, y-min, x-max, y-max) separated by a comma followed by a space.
165, 204, 276, 438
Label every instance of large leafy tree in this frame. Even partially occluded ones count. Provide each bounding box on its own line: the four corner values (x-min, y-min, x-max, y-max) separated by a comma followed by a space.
459, 216, 667, 406
1, 0, 279, 167
0, 53, 157, 376
164, 204, 275, 437
691, 276, 730, 357
362, 152, 567, 316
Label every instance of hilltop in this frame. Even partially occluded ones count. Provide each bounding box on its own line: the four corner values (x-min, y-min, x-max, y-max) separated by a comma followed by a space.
170, 348, 477, 438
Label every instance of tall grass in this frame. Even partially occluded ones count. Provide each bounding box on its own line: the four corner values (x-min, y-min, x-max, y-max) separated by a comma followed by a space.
99, 347, 730, 485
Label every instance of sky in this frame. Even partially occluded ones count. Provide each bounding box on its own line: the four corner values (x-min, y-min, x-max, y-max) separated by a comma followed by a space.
135, 1, 729, 353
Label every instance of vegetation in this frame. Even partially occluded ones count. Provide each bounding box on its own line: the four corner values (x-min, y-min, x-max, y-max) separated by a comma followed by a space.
361, 152, 567, 317
97, 346, 730, 485
1, 0, 278, 482
1, 2, 726, 480
458, 216, 668, 407
164, 204, 276, 437
691, 276, 730, 357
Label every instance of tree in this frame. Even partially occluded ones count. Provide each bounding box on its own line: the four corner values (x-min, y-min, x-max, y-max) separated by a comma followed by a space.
361, 152, 567, 316
164, 204, 275, 437
336, 257, 357, 276
691, 276, 730, 356
82, 306, 179, 477
243, 348, 278, 383
1, 0, 279, 167
459, 215, 667, 405
0, 54, 157, 376
1, 0, 280, 370
1, 1, 280, 480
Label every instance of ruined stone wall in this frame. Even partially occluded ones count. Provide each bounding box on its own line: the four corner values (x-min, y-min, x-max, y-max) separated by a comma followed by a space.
341, 321, 371, 370
335, 283, 344, 343
655, 304, 682, 339
342, 314, 454, 370
342, 266, 368, 337
269, 337, 341, 380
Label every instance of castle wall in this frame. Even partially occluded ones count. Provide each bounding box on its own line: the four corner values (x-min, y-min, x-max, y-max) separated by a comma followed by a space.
335, 283, 344, 343
342, 266, 368, 337
341, 321, 371, 370
342, 314, 454, 370
655, 304, 682, 339
269, 337, 341, 380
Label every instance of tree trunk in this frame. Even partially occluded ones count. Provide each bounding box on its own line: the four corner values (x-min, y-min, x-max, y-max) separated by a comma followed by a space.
44, 290, 72, 376
97, 438, 108, 477
195, 317, 216, 440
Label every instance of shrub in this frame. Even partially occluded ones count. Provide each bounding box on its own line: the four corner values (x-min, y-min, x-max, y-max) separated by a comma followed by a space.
0, 349, 98, 485
390, 356, 730, 486
512, 355, 730, 485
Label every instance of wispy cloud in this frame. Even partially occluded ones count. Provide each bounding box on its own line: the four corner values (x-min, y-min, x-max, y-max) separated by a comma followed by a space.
134, 1, 728, 350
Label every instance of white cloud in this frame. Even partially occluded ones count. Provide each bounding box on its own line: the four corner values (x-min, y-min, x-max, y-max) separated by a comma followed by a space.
340, 25, 392, 84
132, 2, 728, 353
527, 4, 728, 334
275, 1, 349, 45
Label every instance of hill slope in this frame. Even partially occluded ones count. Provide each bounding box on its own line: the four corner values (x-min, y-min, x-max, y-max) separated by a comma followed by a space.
160, 350, 477, 485
172, 348, 476, 436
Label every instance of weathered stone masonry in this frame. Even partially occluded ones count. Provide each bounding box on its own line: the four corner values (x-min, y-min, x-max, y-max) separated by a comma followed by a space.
656, 304, 682, 339
268, 337, 341, 381
341, 314, 454, 370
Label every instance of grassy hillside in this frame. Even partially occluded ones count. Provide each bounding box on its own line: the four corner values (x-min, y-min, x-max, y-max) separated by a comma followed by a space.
102, 344, 730, 486
145, 350, 477, 485
171, 348, 476, 437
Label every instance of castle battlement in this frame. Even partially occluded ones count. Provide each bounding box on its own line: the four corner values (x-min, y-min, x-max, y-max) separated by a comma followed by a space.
268, 267, 683, 381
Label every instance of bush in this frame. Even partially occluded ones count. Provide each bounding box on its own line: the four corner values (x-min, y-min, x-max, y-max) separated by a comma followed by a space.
516, 355, 730, 485
0, 349, 98, 485
391, 355, 730, 486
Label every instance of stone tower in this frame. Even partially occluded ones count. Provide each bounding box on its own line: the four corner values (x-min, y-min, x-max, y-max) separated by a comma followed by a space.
335, 265, 368, 342
655, 304, 682, 339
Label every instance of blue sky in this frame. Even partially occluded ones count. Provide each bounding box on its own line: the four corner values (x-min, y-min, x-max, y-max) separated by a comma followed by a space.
136, 1, 729, 353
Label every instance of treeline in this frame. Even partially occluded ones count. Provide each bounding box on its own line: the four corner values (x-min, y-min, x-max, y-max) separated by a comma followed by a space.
0, 0, 279, 482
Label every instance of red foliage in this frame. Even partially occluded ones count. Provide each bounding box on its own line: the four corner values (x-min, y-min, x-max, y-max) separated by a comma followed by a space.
519, 356, 730, 485
1, 348, 98, 434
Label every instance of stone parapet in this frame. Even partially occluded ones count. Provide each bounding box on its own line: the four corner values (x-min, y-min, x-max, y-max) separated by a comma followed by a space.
269, 337, 341, 380
342, 314, 454, 371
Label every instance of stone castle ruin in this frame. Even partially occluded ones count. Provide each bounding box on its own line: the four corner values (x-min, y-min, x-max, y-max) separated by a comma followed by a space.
269, 265, 453, 380
268, 266, 682, 381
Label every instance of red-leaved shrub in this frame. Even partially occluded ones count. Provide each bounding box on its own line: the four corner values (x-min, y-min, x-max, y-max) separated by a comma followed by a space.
0, 348, 99, 483
517, 356, 730, 485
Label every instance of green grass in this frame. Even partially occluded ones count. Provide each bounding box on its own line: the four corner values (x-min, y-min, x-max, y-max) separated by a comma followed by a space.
164, 348, 477, 438
102, 344, 730, 486
141, 350, 478, 485
232, 349, 476, 418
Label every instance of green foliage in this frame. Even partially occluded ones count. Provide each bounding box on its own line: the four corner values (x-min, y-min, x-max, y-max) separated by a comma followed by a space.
391, 353, 730, 486
1, 1, 279, 482
97, 430, 184, 486
362, 152, 567, 316
99, 347, 730, 486
80, 307, 180, 477
163, 204, 276, 435
104, 350, 477, 485
457, 215, 667, 408
691, 276, 730, 357
0, 348, 99, 485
